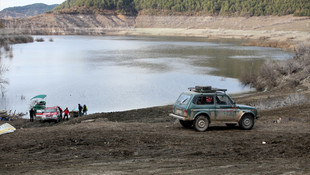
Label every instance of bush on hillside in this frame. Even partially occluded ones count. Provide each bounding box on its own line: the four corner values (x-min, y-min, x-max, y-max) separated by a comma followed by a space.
241, 43, 310, 91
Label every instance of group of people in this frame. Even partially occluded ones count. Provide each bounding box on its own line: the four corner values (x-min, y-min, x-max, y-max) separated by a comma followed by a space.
57, 107, 70, 121
29, 104, 88, 122
78, 104, 88, 116
58, 104, 88, 119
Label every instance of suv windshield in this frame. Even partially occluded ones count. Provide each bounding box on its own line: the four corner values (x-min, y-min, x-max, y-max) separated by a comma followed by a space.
176, 93, 192, 105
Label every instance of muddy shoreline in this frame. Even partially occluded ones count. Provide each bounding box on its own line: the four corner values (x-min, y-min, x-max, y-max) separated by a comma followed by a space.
1, 90, 310, 174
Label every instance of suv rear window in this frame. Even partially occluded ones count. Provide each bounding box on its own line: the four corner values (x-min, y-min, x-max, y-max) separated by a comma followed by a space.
176, 93, 192, 105
194, 95, 214, 105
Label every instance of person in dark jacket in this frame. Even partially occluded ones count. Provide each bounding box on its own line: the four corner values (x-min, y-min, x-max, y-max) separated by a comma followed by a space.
58, 106, 63, 121
29, 108, 35, 122
78, 104, 82, 116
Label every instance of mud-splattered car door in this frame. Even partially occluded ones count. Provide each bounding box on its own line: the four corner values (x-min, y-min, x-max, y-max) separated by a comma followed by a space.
215, 94, 237, 121
191, 94, 216, 120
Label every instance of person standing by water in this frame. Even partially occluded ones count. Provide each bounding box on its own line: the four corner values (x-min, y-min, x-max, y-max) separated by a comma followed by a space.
78, 104, 82, 116
64, 107, 70, 120
29, 108, 35, 122
82, 104, 88, 115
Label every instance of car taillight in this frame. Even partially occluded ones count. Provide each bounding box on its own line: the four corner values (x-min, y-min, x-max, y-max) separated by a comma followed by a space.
184, 110, 188, 116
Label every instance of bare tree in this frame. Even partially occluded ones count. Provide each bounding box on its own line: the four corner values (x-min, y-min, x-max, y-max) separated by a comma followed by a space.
0, 64, 9, 97
0, 41, 9, 96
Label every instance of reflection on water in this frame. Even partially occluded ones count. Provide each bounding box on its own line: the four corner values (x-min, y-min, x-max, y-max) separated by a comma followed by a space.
0, 36, 293, 113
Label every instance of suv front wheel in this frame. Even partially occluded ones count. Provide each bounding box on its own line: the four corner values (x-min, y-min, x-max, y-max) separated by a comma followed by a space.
194, 115, 209, 132
239, 114, 254, 130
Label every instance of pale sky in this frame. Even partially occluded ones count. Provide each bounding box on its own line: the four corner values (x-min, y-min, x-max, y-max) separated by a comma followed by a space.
0, 0, 65, 11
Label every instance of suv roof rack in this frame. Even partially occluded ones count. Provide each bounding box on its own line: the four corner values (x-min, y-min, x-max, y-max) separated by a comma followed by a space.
189, 86, 227, 93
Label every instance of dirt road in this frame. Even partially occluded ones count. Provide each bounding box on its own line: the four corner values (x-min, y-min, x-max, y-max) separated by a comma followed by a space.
1, 91, 310, 174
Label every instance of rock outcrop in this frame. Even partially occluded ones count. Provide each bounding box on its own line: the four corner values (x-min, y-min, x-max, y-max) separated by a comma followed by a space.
1, 14, 136, 35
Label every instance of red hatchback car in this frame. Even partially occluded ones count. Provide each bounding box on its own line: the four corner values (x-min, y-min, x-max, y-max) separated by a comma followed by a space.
37, 107, 61, 122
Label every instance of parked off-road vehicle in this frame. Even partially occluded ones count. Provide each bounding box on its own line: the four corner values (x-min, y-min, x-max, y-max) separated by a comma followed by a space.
169, 86, 258, 132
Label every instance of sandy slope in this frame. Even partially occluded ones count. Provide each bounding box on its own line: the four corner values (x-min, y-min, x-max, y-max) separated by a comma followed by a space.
2, 14, 310, 49
129, 15, 310, 49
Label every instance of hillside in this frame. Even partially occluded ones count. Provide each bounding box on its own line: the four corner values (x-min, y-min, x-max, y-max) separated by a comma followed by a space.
0, 3, 58, 19
2, 14, 310, 49
53, 0, 310, 16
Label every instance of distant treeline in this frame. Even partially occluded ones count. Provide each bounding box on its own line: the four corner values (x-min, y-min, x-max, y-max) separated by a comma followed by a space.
54, 0, 310, 16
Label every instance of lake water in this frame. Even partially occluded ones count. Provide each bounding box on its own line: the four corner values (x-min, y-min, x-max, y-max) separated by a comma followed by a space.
0, 36, 292, 114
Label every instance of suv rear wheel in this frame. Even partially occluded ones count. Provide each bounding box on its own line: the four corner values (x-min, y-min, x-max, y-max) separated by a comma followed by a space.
194, 115, 209, 132
239, 114, 254, 130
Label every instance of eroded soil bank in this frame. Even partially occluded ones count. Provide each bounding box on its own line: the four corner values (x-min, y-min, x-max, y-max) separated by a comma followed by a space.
2, 14, 310, 49
1, 90, 310, 174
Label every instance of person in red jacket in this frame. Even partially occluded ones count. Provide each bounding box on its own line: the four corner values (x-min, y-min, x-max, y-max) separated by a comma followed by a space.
64, 107, 70, 120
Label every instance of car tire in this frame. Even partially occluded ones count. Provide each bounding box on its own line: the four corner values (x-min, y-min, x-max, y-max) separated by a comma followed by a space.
239, 114, 254, 130
179, 120, 193, 128
194, 115, 209, 132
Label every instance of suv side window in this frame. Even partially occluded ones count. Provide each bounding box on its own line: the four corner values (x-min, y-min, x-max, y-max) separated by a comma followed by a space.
194, 95, 214, 105
216, 95, 233, 105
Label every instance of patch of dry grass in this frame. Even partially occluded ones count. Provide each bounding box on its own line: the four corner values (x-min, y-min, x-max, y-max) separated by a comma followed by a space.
253, 93, 308, 110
